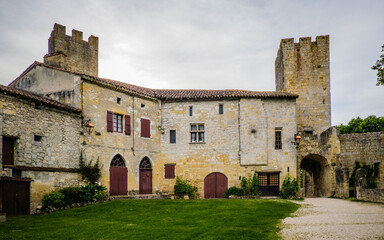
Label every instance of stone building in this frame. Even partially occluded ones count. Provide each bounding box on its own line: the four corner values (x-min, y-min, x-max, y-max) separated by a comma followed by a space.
0, 84, 81, 216
1, 23, 383, 215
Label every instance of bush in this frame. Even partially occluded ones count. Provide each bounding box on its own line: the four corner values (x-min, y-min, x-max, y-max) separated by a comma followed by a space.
80, 153, 102, 184
240, 172, 260, 196
42, 191, 65, 209
80, 184, 107, 202
224, 186, 244, 198
59, 187, 82, 205
279, 176, 299, 199
338, 115, 384, 134
174, 177, 198, 199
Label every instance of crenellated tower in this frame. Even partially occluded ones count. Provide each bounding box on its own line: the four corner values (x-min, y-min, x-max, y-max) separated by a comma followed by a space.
275, 35, 331, 135
44, 23, 99, 76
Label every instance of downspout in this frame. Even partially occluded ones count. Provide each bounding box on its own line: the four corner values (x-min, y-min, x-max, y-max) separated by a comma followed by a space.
132, 96, 135, 156
238, 99, 241, 164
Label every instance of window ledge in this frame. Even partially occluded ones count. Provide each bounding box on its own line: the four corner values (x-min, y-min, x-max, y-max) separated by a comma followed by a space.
189, 142, 206, 144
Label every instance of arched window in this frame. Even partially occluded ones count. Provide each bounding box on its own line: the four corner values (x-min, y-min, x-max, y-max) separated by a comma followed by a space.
139, 157, 151, 169
110, 154, 125, 167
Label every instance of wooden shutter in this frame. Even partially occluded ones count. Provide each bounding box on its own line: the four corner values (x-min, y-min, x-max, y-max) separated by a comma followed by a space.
107, 111, 113, 132
165, 164, 175, 179
141, 119, 150, 138
2, 137, 15, 165
125, 115, 131, 135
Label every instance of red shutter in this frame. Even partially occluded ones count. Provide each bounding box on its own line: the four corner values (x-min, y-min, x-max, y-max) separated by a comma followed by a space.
125, 115, 131, 135
165, 164, 175, 179
107, 111, 113, 132
141, 119, 150, 138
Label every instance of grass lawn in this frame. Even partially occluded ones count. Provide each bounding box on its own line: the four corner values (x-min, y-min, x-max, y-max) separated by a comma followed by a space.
0, 199, 299, 240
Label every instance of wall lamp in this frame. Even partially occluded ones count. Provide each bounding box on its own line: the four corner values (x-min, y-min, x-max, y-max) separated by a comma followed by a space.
83, 119, 95, 133
292, 133, 302, 146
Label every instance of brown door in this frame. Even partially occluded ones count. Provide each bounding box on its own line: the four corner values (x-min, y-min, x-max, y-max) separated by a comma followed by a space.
109, 155, 127, 196
204, 172, 228, 198
1, 180, 30, 216
110, 166, 127, 196
139, 169, 152, 194
258, 172, 280, 196
139, 157, 152, 194
2, 137, 15, 165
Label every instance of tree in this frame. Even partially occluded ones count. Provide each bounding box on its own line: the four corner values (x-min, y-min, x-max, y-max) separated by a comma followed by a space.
372, 44, 384, 86
338, 115, 384, 134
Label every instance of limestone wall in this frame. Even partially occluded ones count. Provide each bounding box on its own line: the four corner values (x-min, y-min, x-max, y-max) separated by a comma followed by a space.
0, 92, 82, 212
275, 36, 331, 135
10, 65, 82, 108
357, 188, 384, 203
44, 23, 98, 77
81, 81, 161, 193
340, 132, 384, 188
159, 98, 297, 196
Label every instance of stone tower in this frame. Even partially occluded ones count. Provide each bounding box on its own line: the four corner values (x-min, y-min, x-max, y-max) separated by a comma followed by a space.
44, 23, 99, 76
275, 35, 331, 135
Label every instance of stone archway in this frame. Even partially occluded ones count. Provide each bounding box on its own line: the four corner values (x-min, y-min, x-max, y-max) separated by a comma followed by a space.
300, 154, 331, 197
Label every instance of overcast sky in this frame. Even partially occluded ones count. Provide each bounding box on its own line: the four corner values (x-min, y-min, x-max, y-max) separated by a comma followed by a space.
0, 0, 383, 125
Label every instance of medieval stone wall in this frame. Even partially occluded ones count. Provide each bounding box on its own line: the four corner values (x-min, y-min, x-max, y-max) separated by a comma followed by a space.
275, 36, 331, 135
10, 65, 82, 108
0, 92, 82, 212
44, 23, 98, 76
159, 98, 297, 196
81, 81, 161, 194
340, 132, 384, 188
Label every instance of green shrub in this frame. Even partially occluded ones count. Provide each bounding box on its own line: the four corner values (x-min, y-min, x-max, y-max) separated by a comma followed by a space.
338, 115, 384, 134
42, 191, 65, 209
80, 153, 102, 184
174, 177, 198, 199
59, 187, 82, 205
80, 184, 107, 202
279, 176, 299, 199
240, 172, 260, 196
224, 186, 244, 198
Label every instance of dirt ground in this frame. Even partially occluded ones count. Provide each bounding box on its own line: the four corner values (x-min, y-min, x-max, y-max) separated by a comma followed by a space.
279, 198, 384, 240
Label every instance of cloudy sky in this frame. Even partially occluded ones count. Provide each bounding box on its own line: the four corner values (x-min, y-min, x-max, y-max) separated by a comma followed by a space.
0, 0, 383, 125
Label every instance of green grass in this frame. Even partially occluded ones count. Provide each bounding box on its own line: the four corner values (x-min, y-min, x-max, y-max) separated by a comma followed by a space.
0, 199, 299, 240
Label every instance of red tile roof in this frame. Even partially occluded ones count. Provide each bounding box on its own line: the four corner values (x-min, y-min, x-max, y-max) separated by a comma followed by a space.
0, 84, 81, 113
9, 61, 298, 101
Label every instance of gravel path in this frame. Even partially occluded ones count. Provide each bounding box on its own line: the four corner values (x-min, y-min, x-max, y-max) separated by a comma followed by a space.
279, 198, 384, 240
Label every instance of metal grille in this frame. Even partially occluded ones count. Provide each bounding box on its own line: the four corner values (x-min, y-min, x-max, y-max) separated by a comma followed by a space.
275, 130, 282, 149
110, 155, 125, 167
259, 173, 268, 186
140, 157, 152, 169
258, 173, 279, 186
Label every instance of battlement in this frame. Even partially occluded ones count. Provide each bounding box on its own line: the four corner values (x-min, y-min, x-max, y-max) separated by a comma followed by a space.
280, 35, 329, 50
45, 23, 98, 76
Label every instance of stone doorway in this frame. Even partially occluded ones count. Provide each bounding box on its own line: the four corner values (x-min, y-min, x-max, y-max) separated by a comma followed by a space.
300, 154, 331, 197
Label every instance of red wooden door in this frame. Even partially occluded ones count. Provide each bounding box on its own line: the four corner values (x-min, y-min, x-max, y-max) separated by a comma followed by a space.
1, 180, 30, 216
139, 169, 152, 194
204, 172, 228, 198
2, 137, 15, 165
110, 166, 127, 195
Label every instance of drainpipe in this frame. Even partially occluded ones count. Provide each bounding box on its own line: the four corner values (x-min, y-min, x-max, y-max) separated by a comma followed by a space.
132, 96, 135, 156
238, 99, 241, 163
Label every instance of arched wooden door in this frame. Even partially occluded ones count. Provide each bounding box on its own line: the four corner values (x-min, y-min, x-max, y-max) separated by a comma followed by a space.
139, 157, 152, 194
109, 155, 127, 196
204, 172, 228, 198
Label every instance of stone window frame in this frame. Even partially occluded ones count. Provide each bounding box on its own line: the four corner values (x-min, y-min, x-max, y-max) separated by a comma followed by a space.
219, 104, 224, 115
189, 106, 193, 116
190, 123, 205, 143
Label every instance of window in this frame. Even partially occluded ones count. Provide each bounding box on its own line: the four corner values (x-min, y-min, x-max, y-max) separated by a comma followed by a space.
189, 106, 193, 116
165, 164, 175, 179
170, 130, 176, 144
190, 124, 205, 143
117, 97, 121, 104
34, 135, 42, 142
141, 118, 151, 138
275, 128, 282, 149
219, 104, 223, 115
113, 114, 123, 132
107, 111, 130, 134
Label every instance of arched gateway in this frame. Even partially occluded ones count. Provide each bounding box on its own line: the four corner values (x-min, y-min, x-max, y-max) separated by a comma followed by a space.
204, 172, 228, 198
139, 157, 152, 194
300, 154, 331, 197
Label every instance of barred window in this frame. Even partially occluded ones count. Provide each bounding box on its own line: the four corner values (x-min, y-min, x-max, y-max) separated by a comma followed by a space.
275, 128, 282, 149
